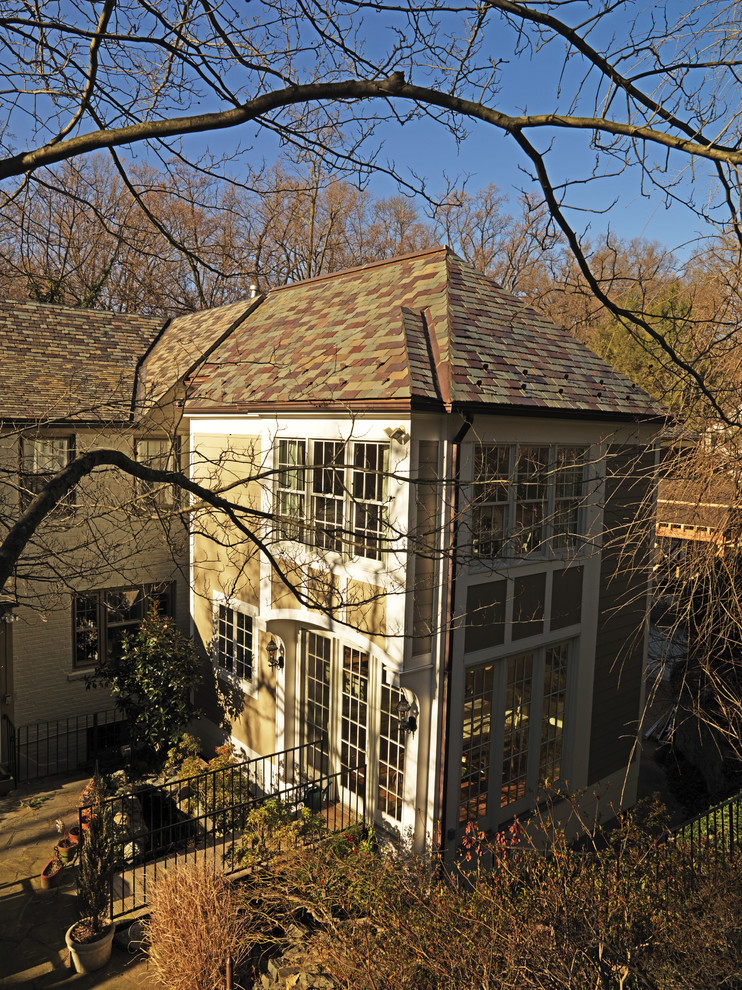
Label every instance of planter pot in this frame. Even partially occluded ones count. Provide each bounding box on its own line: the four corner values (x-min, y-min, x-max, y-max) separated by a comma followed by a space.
65, 921, 115, 974
56, 838, 77, 864
40, 858, 64, 890
68, 824, 83, 844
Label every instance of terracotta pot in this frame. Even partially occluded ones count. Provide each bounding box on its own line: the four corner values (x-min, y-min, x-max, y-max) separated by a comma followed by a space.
68, 824, 83, 844
40, 857, 64, 889
65, 921, 115, 974
56, 837, 77, 864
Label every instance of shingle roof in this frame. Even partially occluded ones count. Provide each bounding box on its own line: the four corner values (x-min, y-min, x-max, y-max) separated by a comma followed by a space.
139, 299, 258, 406
185, 247, 666, 421
0, 300, 162, 422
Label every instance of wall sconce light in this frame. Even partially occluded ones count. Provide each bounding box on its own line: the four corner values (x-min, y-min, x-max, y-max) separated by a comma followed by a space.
396, 694, 418, 734
266, 638, 284, 670
0, 598, 19, 624
384, 426, 410, 445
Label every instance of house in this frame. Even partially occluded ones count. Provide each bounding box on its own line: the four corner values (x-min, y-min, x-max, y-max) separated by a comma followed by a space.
177, 246, 666, 853
0, 297, 258, 778
0, 247, 665, 854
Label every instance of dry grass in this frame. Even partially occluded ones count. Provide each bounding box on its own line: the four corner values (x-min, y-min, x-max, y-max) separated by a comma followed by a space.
143, 864, 253, 990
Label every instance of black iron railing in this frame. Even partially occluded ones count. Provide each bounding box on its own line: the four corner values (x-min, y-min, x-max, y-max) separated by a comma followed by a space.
94, 739, 367, 918
11, 710, 128, 783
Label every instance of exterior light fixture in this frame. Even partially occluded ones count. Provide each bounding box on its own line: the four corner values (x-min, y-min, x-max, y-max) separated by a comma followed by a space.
266, 637, 284, 670
396, 694, 418, 734
384, 426, 410, 445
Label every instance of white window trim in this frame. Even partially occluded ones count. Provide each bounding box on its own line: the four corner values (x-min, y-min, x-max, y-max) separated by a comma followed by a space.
295, 627, 418, 834
274, 438, 390, 563
211, 593, 260, 698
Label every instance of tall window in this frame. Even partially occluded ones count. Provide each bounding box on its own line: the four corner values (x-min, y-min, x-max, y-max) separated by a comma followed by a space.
73, 583, 174, 668
378, 682, 406, 822
214, 604, 254, 681
304, 632, 332, 776
472, 444, 586, 559
275, 439, 389, 561
20, 435, 75, 506
352, 442, 387, 560
341, 646, 369, 799
460, 641, 571, 825
277, 440, 306, 540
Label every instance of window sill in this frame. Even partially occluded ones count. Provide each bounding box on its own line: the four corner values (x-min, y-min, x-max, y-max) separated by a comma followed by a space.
214, 665, 258, 698
67, 667, 94, 681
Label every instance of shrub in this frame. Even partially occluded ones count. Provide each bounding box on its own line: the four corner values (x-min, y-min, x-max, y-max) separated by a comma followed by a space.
234, 796, 325, 867
144, 865, 253, 990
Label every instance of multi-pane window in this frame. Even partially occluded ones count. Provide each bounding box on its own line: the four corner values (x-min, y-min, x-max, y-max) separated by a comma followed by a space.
378, 683, 406, 821
553, 447, 586, 550
460, 641, 571, 826
539, 642, 569, 787
341, 646, 369, 799
472, 445, 509, 557
275, 439, 388, 560
277, 440, 306, 540
135, 437, 182, 507
501, 652, 534, 807
472, 444, 586, 559
312, 441, 346, 552
215, 604, 254, 681
513, 447, 548, 554
73, 583, 174, 668
20, 435, 75, 506
352, 442, 388, 560
460, 663, 494, 824
300, 634, 413, 826
304, 631, 332, 776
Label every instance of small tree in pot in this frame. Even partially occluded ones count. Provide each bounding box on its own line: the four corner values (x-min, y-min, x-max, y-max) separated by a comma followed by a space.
65, 769, 116, 973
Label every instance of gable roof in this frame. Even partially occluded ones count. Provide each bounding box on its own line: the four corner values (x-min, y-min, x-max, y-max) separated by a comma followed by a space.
0, 300, 162, 423
185, 247, 666, 421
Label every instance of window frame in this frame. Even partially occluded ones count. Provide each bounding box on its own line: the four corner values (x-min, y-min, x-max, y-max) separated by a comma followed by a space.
275, 438, 389, 562
19, 434, 76, 509
134, 436, 183, 508
211, 598, 257, 691
472, 443, 587, 560
459, 639, 573, 828
72, 582, 175, 669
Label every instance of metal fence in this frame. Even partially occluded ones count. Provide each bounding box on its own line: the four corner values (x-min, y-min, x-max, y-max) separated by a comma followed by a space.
653, 788, 742, 901
7, 710, 128, 783
92, 739, 367, 919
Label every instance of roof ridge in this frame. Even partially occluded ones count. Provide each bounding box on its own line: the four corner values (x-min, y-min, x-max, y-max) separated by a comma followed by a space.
266, 245, 450, 295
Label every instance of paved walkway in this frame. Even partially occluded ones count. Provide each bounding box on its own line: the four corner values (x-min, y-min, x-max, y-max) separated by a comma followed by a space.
0, 774, 156, 989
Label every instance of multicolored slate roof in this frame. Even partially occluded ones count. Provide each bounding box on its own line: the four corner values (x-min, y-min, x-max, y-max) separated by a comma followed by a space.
139, 299, 258, 407
185, 247, 666, 421
0, 300, 162, 422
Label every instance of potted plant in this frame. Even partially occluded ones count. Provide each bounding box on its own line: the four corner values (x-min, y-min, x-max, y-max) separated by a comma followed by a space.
55, 819, 78, 863
40, 848, 64, 890
65, 772, 115, 974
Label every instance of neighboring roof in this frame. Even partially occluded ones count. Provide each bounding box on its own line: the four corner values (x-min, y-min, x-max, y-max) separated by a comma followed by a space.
0, 300, 162, 423
657, 475, 740, 531
185, 247, 666, 421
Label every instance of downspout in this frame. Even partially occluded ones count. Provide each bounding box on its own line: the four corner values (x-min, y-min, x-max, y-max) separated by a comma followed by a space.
435, 411, 472, 859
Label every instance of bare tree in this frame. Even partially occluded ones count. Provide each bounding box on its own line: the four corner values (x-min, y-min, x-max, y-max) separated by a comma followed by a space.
1, 0, 742, 418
